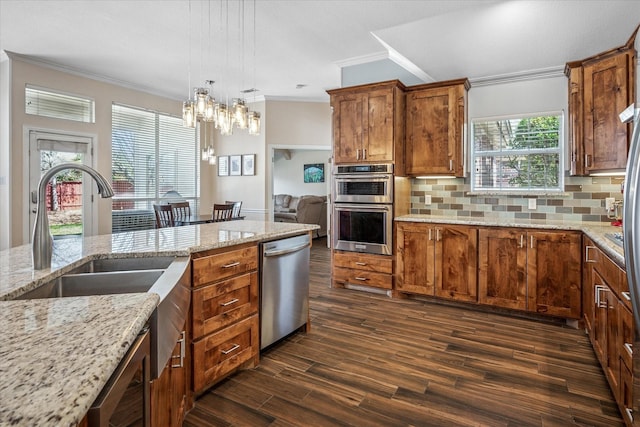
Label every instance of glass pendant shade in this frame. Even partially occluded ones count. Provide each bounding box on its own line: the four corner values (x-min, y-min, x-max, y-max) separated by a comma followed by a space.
208, 153, 216, 165
217, 104, 234, 136
233, 99, 249, 129
194, 88, 209, 117
182, 101, 196, 128
248, 111, 261, 135
204, 98, 216, 122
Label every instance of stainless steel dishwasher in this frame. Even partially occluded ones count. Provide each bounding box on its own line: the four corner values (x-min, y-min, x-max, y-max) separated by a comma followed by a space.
260, 233, 311, 349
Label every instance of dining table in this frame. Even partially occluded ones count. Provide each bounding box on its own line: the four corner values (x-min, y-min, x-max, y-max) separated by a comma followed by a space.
175, 214, 245, 226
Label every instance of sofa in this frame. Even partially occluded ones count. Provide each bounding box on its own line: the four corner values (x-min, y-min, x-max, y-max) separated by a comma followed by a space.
274, 194, 327, 238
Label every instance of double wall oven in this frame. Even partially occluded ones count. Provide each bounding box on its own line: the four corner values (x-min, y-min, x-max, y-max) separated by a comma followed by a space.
332, 164, 393, 255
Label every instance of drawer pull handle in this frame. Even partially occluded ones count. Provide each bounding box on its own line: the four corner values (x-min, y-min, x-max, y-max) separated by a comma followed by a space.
222, 261, 240, 268
622, 291, 631, 301
625, 408, 633, 421
221, 344, 240, 355
355, 262, 367, 266
221, 298, 239, 307
354, 277, 368, 281
585, 245, 596, 263
625, 343, 633, 357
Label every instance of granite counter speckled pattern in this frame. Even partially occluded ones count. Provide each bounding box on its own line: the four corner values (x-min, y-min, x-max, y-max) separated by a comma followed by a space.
396, 214, 625, 266
0, 220, 316, 426
0, 293, 159, 426
1, 220, 318, 300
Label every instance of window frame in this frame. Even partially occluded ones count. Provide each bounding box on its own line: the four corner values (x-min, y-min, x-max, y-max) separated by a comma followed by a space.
25, 84, 95, 123
470, 111, 564, 194
111, 103, 200, 232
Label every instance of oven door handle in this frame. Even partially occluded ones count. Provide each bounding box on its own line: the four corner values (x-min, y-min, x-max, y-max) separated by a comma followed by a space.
335, 175, 391, 181
335, 205, 391, 212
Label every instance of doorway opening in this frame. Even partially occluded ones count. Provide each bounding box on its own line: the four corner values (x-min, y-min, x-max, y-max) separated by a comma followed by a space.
29, 130, 95, 241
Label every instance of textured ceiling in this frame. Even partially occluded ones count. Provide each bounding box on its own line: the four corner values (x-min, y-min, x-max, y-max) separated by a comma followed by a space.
1, 0, 639, 102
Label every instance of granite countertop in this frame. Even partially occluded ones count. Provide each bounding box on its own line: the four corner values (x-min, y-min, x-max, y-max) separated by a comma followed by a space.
0, 220, 316, 426
396, 214, 624, 267
0, 293, 159, 426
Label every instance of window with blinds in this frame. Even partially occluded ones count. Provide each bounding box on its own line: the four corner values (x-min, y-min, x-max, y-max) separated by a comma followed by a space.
25, 85, 95, 123
471, 113, 563, 192
111, 104, 199, 232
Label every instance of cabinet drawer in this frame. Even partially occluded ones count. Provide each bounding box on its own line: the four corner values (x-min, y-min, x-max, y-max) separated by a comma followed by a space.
333, 266, 392, 289
192, 272, 258, 339
620, 301, 634, 371
192, 245, 258, 287
192, 314, 259, 394
593, 247, 623, 295
333, 252, 393, 274
621, 362, 634, 425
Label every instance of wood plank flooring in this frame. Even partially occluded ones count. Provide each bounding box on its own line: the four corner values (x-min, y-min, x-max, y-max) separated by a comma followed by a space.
184, 238, 623, 427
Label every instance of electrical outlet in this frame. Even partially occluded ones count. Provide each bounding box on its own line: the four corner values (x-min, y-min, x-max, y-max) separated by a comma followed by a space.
605, 197, 615, 210
528, 198, 537, 210
425, 195, 432, 205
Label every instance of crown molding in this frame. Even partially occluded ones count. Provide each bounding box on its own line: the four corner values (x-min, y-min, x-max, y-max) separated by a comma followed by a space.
334, 51, 390, 68
263, 95, 328, 103
469, 66, 565, 87
6, 51, 184, 101
370, 33, 434, 83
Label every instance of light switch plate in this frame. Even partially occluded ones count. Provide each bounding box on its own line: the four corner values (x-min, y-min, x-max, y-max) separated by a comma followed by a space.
528, 199, 537, 210
425, 195, 432, 205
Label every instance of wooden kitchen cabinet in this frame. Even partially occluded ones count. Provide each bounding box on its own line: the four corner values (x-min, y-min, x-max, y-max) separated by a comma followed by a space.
396, 222, 477, 302
332, 251, 393, 290
150, 326, 189, 427
478, 228, 581, 319
328, 80, 405, 171
565, 37, 636, 175
190, 243, 260, 394
583, 239, 633, 424
404, 78, 469, 177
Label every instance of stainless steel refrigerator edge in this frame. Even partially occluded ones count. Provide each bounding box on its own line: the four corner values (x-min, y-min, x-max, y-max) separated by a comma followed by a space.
260, 233, 311, 350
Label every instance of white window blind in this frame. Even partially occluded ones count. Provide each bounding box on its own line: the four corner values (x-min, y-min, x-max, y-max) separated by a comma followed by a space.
471, 113, 563, 192
111, 104, 199, 232
25, 85, 95, 123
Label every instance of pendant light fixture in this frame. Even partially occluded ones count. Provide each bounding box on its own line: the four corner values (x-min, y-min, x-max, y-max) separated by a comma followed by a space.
182, 0, 260, 136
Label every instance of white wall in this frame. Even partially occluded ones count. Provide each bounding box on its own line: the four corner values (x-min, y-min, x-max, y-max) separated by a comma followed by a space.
0, 54, 10, 249
274, 149, 331, 197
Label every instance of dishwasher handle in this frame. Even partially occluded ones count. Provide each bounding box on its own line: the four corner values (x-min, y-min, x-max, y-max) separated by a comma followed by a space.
263, 242, 310, 257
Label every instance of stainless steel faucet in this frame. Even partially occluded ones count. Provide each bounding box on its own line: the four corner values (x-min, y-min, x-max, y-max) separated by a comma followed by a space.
32, 163, 114, 270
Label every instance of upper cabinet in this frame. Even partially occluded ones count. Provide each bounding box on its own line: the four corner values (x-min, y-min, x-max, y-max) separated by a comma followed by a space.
566, 32, 637, 175
405, 78, 469, 177
328, 80, 405, 172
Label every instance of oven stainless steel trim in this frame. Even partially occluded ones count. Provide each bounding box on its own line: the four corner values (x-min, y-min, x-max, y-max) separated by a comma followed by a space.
333, 174, 393, 204
332, 203, 393, 255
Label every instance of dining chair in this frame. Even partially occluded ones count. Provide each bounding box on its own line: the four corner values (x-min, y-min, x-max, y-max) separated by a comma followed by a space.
153, 204, 175, 228
212, 203, 234, 222
170, 201, 191, 224
225, 200, 242, 218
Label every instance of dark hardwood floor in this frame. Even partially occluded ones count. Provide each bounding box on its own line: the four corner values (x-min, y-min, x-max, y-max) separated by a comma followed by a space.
184, 237, 623, 427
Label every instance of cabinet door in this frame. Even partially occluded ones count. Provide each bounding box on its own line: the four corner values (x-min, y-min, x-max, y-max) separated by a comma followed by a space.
527, 231, 582, 319
405, 86, 458, 175
567, 65, 585, 175
363, 88, 395, 163
592, 270, 608, 363
332, 93, 364, 164
395, 222, 434, 295
434, 226, 477, 302
583, 239, 597, 333
583, 52, 631, 172
478, 228, 527, 310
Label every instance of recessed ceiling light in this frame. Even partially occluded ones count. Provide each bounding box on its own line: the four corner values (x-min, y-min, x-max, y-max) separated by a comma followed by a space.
295, 84, 307, 89
241, 88, 259, 93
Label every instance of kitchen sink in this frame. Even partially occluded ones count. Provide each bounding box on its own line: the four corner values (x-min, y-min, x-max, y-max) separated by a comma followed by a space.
16, 256, 175, 300
14, 255, 191, 380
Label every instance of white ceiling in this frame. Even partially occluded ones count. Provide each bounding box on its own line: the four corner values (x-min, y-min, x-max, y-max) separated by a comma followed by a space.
1, 0, 639, 103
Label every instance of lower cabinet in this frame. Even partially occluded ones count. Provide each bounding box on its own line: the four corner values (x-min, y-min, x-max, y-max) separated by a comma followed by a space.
584, 238, 634, 425
190, 243, 260, 395
332, 252, 393, 290
478, 228, 582, 319
396, 222, 477, 302
150, 329, 189, 427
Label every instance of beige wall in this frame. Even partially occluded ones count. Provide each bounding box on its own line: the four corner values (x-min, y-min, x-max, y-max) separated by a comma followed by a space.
2, 57, 333, 248
6, 57, 183, 247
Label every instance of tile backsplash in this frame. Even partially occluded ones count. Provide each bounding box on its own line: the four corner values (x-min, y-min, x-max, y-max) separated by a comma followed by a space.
410, 175, 624, 222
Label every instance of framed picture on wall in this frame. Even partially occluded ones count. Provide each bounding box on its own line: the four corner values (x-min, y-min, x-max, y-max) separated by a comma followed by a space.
218, 156, 229, 176
229, 155, 242, 176
242, 154, 255, 176
303, 163, 324, 183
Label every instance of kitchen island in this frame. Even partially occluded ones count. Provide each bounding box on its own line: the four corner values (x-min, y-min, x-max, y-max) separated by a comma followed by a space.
0, 220, 317, 426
